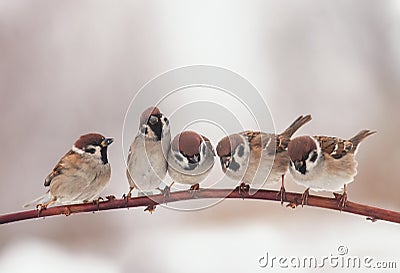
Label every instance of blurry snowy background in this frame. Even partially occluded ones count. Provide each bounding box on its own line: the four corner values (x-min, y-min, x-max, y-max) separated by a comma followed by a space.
1, 1, 399, 272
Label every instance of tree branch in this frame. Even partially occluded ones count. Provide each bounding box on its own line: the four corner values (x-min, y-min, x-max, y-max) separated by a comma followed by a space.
1, 189, 399, 225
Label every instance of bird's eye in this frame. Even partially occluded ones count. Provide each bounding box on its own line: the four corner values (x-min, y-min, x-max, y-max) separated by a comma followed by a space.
86, 148, 96, 154
148, 116, 159, 125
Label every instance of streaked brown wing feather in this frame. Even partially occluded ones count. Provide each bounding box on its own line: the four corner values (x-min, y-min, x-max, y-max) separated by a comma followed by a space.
242, 131, 278, 155
276, 134, 290, 153
44, 150, 79, 186
242, 131, 262, 149
314, 136, 353, 159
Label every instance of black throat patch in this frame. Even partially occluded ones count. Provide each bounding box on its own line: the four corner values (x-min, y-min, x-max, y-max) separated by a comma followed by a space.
298, 160, 307, 175
100, 147, 109, 164
148, 114, 163, 141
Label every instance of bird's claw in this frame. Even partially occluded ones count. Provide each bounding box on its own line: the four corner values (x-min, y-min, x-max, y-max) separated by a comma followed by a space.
36, 203, 47, 216
123, 188, 133, 207
189, 183, 200, 198
106, 195, 116, 201
92, 197, 104, 210
63, 207, 71, 216
35, 198, 55, 217
286, 200, 298, 209
235, 182, 250, 199
92, 196, 104, 204
144, 205, 156, 214
158, 183, 173, 204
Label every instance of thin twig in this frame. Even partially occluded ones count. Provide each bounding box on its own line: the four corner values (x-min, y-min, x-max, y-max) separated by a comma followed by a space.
1, 189, 399, 225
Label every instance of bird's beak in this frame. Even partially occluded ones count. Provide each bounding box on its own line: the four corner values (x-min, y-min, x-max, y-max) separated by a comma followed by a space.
188, 154, 200, 164
294, 161, 303, 172
220, 156, 231, 169
101, 138, 114, 147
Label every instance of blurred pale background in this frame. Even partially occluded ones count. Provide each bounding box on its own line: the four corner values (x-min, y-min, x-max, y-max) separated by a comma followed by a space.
1, 1, 399, 272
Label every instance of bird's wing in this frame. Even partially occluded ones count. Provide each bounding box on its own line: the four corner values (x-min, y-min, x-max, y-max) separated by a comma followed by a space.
241, 130, 279, 156
314, 136, 353, 159
44, 150, 75, 187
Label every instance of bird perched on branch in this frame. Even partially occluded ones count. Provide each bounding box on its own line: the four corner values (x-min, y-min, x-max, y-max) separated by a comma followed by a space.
24, 133, 114, 209
126, 106, 171, 199
167, 131, 215, 195
287, 129, 376, 208
216, 115, 312, 202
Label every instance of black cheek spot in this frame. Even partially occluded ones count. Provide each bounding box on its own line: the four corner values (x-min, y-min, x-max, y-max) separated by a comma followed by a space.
229, 158, 240, 171
299, 161, 306, 175
175, 154, 183, 162
289, 161, 293, 167
237, 145, 244, 157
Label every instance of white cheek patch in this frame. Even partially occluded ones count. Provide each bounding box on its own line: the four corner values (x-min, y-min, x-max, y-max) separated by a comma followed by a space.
161, 116, 170, 136
162, 126, 170, 138
231, 144, 250, 172
173, 151, 189, 167
200, 142, 207, 158
94, 146, 102, 157
146, 126, 156, 138
305, 139, 322, 172
140, 124, 147, 135
306, 155, 320, 171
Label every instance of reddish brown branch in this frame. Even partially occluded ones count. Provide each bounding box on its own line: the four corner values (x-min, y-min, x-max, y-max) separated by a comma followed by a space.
1, 189, 399, 225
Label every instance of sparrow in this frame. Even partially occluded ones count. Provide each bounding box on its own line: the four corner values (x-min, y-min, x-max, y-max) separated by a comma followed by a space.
287, 129, 376, 208
167, 131, 215, 194
216, 115, 312, 202
24, 133, 114, 209
126, 106, 171, 200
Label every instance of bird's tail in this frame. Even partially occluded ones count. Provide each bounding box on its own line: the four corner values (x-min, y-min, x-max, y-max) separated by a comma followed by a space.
23, 191, 51, 208
349, 129, 376, 152
280, 114, 312, 138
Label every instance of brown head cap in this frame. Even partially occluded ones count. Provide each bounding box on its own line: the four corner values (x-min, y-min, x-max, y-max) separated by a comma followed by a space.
172, 131, 202, 156
287, 136, 317, 162
74, 133, 105, 149
216, 134, 244, 157
139, 106, 161, 126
